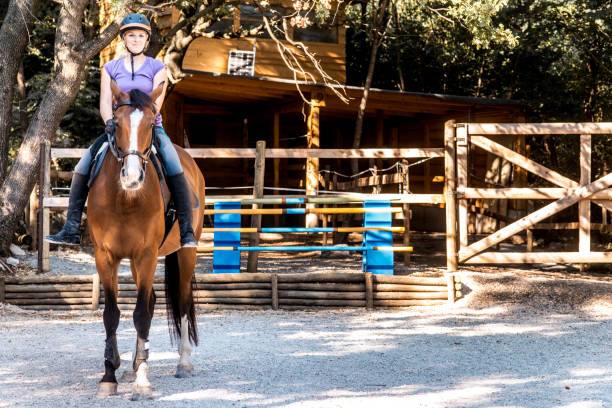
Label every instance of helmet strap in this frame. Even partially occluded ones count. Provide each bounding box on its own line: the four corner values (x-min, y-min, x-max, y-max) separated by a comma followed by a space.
130, 53, 135, 80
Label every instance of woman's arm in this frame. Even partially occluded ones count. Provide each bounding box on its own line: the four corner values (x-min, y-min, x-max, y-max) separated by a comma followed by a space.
100, 68, 114, 123
152, 66, 168, 112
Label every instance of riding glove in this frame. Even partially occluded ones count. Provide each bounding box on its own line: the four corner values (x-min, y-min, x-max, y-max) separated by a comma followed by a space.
105, 119, 115, 135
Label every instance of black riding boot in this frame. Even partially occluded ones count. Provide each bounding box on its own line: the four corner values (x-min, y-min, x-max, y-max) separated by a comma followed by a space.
167, 173, 197, 248
45, 173, 89, 245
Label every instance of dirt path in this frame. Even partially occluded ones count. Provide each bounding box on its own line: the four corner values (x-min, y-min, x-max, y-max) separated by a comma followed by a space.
2, 239, 611, 407
1, 276, 611, 407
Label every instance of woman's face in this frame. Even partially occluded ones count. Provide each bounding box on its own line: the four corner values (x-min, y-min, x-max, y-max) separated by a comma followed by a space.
123, 29, 149, 54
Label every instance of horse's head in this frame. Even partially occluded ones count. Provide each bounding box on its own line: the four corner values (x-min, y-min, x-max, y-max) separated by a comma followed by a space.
109, 80, 163, 191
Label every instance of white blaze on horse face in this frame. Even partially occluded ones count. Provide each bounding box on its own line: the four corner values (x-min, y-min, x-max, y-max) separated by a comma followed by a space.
121, 109, 145, 189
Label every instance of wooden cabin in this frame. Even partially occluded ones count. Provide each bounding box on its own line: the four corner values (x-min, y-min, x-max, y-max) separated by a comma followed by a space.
100, 1, 525, 231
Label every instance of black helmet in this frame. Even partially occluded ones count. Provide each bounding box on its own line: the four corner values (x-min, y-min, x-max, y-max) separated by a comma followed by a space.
119, 13, 151, 38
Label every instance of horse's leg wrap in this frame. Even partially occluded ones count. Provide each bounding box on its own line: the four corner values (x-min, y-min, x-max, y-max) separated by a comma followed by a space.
132, 338, 149, 371
104, 334, 120, 369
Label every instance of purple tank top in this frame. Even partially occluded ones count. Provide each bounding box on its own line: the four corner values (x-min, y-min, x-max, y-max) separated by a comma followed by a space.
104, 56, 165, 126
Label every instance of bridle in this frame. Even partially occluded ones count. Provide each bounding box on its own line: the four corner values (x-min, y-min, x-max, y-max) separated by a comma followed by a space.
108, 101, 155, 174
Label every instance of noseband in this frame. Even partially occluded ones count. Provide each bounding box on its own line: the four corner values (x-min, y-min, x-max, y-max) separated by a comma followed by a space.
108, 101, 155, 172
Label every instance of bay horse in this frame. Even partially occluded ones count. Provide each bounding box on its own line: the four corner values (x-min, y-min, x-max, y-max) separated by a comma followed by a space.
87, 81, 205, 400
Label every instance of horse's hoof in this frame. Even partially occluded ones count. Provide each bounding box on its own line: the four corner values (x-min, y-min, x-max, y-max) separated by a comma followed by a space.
175, 363, 194, 378
97, 382, 118, 398
131, 385, 153, 401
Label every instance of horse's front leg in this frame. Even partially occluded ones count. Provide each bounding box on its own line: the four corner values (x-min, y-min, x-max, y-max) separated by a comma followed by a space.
94, 248, 121, 398
130, 250, 158, 401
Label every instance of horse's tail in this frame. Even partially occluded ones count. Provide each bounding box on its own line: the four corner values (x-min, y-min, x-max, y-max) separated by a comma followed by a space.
164, 252, 199, 346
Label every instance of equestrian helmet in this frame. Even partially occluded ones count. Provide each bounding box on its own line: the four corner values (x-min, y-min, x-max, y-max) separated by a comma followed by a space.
120, 13, 151, 37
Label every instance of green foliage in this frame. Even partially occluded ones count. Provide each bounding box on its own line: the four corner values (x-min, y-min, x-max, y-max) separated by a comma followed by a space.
347, 0, 611, 190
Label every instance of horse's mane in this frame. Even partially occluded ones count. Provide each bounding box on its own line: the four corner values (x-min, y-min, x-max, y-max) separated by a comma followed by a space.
128, 89, 156, 113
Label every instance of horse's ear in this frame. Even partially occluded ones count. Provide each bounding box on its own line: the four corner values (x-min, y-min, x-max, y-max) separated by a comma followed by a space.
149, 82, 165, 107
110, 79, 128, 102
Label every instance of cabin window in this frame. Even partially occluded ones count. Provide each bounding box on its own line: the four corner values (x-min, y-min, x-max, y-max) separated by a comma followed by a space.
239, 5, 286, 39
292, 10, 338, 43
293, 24, 338, 43
206, 18, 234, 34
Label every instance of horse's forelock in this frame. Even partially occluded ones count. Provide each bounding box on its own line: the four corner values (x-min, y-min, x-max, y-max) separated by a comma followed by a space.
128, 89, 156, 114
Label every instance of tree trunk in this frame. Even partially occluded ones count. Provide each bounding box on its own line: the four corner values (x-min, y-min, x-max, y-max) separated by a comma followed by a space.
0, 0, 41, 185
351, 0, 390, 173
0, 0, 129, 255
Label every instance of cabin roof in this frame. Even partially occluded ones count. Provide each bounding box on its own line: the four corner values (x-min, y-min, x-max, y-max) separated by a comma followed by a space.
173, 70, 524, 118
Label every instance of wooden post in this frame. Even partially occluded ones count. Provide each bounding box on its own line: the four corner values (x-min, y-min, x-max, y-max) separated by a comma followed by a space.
444, 120, 458, 272
446, 273, 455, 304
400, 160, 410, 265
247, 141, 266, 272
375, 110, 384, 169
579, 134, 591, 271
456, 124, 469, 250
322, 165, 330, 245
29, 186, 38, 250
603, 161, 609, 227
526, 201, 534, 252
424, 123, 431, 193
305, 99, 320, 227
331, 173, 338, 244
364, 272, 373, 309
271, 273, 279, 310
91, 273, 100, 311
0, 277, 5, 303
273, 111, 280, 227
38, 143, 50, 274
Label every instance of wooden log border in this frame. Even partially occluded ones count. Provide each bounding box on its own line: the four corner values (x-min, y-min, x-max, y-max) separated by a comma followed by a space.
2, 273, 461, 311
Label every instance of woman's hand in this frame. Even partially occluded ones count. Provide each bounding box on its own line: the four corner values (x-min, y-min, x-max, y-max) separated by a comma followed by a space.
105, 119, 115, 136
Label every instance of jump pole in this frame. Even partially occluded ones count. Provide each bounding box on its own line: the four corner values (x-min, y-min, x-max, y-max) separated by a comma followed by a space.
202, 227, 406, 233
202, 246, 413, 252
211, 200, 399, 274
204, 207, 402, 215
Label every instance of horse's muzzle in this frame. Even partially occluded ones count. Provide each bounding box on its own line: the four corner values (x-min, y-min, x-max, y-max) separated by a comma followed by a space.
120, 164, 145, 190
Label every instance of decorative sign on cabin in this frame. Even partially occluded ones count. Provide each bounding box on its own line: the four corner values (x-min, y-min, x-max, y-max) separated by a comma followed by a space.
227, 50, 255, 76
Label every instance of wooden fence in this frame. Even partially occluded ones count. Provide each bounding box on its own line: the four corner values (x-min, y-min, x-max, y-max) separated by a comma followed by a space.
0, 273, 460, 311
37, 145, 446, 273
444, 121, 612, 270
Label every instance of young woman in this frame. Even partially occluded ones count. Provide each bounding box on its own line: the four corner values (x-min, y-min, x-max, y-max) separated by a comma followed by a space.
46, 13, 197, 248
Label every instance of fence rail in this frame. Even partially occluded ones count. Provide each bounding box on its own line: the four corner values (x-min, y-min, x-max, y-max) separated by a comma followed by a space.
445, 121, 612, 269
0, 273, 460, 311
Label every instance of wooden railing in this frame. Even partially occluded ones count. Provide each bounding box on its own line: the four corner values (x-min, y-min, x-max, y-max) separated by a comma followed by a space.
444, 121, 612, 270
38, 146, 445, 273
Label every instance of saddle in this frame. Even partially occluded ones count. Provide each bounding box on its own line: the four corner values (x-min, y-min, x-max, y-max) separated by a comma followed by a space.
87, 133, 178, 247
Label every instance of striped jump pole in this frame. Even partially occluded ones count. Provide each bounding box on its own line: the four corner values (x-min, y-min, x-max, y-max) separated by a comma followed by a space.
202, 227, 406, 233
201, 246, 413, 252
205, 197, 402, 205
204, 207, 402, 215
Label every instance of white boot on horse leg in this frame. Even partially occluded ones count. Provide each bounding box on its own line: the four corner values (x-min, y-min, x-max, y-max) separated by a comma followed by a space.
131, 339, 153, 400
131, 361, 153, 400
175, 315, 194, 378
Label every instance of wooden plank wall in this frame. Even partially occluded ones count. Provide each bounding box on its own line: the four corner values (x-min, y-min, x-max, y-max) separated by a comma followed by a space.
182, 37, 346, 83
2, 273, 460, 311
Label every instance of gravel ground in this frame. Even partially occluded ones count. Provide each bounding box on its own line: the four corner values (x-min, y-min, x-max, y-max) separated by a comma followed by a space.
3, 237, 612, 407
1, 293, 611, 407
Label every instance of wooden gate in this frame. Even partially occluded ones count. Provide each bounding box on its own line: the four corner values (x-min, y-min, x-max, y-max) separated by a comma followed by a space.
444, 121, 612, 270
